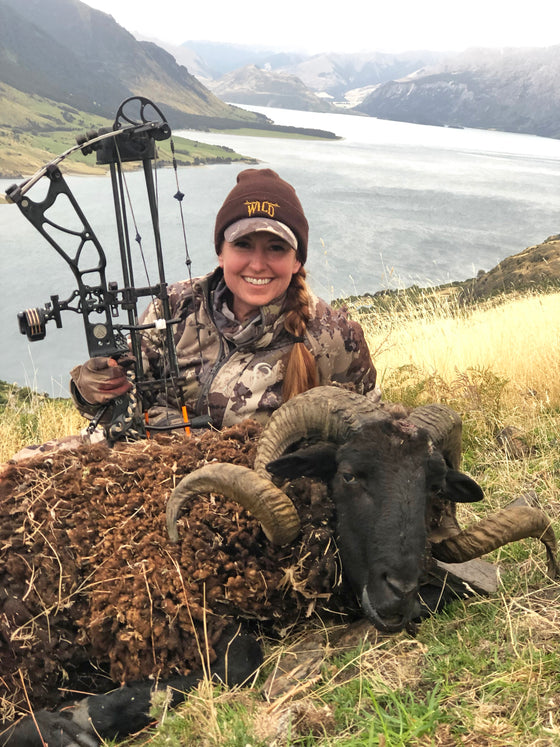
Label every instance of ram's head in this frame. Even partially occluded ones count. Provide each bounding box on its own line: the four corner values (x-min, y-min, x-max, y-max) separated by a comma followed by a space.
168, 386, 559, 632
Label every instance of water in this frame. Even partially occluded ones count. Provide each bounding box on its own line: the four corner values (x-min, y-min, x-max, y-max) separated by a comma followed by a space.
1, 106, 559, 393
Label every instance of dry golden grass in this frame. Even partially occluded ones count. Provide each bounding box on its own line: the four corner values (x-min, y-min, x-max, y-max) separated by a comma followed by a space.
0, 388, 85, 463
356, 290, 560, 411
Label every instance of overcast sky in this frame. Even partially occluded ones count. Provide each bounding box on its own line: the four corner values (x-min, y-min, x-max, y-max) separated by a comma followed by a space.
83, 0, 559, 55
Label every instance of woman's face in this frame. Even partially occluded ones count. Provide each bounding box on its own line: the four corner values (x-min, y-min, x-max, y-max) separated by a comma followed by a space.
218, 231, 301, 321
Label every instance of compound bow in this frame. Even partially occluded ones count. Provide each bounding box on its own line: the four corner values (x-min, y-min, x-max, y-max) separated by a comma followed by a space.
5, 96, 209, 442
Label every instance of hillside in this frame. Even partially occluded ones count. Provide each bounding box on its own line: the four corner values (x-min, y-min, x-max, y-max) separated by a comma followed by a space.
355, 45, 560, 139
0, 83, 258, 182
347, 235, 560, 311
464, 234, 560, 299
0, 0, 264, 128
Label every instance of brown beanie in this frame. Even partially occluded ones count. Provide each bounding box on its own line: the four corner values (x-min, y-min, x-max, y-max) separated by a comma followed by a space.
214, 168, 309, 263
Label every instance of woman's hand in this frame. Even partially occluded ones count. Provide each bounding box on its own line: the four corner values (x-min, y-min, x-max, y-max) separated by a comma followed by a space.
70, 357, 133, 405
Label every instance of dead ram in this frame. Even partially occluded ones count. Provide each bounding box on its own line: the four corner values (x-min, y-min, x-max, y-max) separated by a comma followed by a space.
2, 386, 558, 746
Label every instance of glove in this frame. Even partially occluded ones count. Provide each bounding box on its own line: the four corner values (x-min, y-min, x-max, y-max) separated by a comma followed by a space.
70, 356, 133, 405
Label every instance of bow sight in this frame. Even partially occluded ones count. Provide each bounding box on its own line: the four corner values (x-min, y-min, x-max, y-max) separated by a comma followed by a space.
5, 96, 198, 440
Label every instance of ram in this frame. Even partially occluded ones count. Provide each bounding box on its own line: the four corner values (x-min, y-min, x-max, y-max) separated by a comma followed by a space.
1, 387, 557, 746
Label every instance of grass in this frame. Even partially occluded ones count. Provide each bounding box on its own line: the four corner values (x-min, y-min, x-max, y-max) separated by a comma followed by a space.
1, 287, 560, 745
0, 83, 255, 183
0, 382, 84, 462
352, 288, 560, 411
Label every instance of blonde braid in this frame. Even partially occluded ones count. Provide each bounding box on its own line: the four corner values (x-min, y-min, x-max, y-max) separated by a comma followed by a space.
282, 268, 320, 401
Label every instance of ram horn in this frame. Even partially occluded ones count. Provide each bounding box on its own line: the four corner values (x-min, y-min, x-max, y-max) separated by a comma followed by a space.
431, 505, 560, 578
407, 404, 463, 469
166, 462, 300, 545
254, 385, 380, 476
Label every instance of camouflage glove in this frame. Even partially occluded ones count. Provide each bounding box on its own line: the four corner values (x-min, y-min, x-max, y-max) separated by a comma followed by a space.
70, 356, 133, 405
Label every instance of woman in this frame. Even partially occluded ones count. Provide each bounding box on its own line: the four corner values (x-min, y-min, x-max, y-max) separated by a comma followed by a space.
70, 168, 377, 431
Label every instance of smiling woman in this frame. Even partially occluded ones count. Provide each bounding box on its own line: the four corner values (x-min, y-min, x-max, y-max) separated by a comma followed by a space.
218, 232, 301, 321
65, 167, 378, 445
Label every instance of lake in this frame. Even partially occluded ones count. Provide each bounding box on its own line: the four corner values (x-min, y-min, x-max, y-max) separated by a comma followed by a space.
1, 106, 559, 394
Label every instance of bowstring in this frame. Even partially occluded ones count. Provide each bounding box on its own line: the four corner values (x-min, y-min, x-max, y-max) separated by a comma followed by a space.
113, 133, 204, 427
169, 134, 205, 372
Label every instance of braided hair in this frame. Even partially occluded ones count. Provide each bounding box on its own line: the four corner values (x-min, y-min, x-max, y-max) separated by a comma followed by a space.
282, 268, 319, 400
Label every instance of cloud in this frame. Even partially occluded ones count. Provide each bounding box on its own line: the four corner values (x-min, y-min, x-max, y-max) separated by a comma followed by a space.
84, 0, 560, 55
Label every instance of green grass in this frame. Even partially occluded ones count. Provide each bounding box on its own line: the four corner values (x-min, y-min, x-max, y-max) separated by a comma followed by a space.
0, 84, 255, 180
110, 581, 560, 746
0, 381, 85, 461
205, 127, 330, 140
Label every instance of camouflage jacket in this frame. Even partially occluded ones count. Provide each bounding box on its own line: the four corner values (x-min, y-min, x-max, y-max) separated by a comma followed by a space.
137, 268, 377, 429
71, 268, 377, 430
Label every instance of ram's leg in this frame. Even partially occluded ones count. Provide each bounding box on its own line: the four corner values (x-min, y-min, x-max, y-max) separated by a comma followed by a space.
78, 628, 263, 739
2, 629, 262, 746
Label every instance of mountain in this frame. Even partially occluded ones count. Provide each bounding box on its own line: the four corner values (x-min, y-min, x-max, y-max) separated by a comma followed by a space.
136, 36, 215, 82
206, 65, 338, 112
173, 40, 560, 137
355, 46, 560, 139
277, 51, 446, 100
0, 0, 263, 128
178, 42, 444, 104
179, 40, 308, 80
0, 0, 127, 115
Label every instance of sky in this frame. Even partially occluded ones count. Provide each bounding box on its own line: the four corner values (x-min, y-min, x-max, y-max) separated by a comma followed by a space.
83, 0, 559, 55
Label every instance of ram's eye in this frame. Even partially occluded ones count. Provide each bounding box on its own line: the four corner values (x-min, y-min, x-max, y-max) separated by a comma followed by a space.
341, 472, 356, 484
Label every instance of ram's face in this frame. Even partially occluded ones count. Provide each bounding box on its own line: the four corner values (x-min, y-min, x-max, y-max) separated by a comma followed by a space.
331, 425, 435, 632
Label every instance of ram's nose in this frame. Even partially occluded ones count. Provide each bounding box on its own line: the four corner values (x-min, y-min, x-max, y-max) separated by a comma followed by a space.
360, 572, 421, 633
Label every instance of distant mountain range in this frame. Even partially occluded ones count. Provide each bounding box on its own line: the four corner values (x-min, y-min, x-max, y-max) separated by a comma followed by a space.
170, 40, 446, 105
207, 65, 337, 113
1, 0, 559, 146
172, 39, 560, 139
355, 46, 560, 138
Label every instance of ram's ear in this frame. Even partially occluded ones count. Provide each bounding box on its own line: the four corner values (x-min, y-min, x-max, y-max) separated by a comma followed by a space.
267, 442, 339, 481
445, 469, 485, 503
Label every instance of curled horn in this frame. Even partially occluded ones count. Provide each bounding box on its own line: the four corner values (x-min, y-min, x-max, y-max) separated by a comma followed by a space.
254, 385, 378, 475
431, 505, 560, 578
168, 386, 374, 547
166, 463, 300, 546
406, 404, 463, 469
